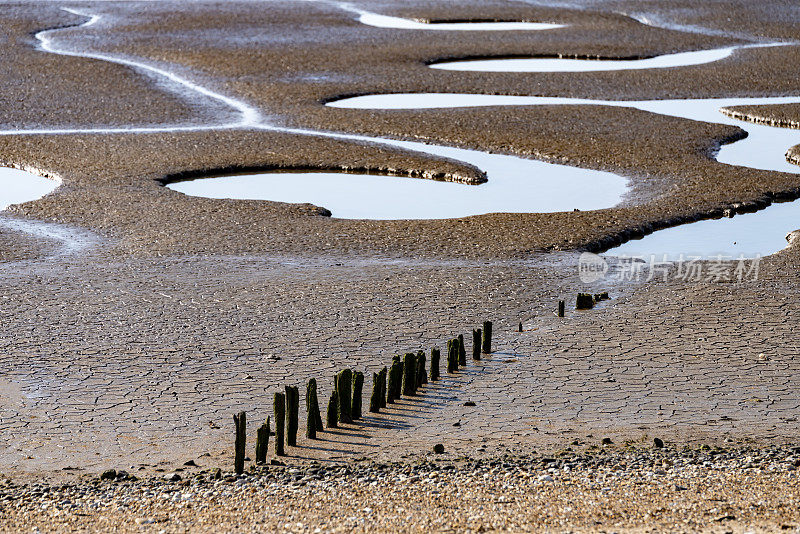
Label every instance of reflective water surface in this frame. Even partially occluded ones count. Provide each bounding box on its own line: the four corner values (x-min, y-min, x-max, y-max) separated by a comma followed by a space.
0, 167, 58, 211
431, 46, 739, 72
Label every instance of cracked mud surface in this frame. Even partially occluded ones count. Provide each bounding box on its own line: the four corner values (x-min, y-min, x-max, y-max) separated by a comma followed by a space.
1, 0, 800, 530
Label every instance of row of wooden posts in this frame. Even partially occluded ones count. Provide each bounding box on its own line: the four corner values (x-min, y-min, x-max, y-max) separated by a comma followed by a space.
232, 321, 493, 474
556, 291, 611, 316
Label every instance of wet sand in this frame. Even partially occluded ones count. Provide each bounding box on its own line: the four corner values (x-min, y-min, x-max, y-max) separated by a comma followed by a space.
1, 0, 800, 531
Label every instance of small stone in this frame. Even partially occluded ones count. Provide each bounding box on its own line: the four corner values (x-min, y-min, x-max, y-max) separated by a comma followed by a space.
675, 484, 688, 491
163, 473, 182, 482
601, 437, 613, 445
115, 470, 129, 481
184, 460, 198, 467
211, 468, 222, 480
463, 401, 476, 407
100, 469, 116, 481
538, 474, 554, 483
433, 444, 445, 454
653, 438, 664, 448
270, 459, 286, 466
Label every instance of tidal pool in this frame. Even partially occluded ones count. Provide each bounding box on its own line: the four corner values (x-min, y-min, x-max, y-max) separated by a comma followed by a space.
166, 141, 627, 220
609, 200, 800, 260
0, 167, 58, 211
347, 7, 563, 31
430, 46, 740, 72
327, 92, 800, 255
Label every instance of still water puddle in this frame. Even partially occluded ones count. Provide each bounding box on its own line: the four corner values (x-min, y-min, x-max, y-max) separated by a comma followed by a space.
167, 146, 626, 221
430, 46, 739, 72
355, 10, 563, 31
328, 91, 800, 256
0, 167, 58, 211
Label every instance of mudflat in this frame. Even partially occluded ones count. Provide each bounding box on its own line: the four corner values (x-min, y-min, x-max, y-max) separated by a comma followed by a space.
1, 1, 800, 531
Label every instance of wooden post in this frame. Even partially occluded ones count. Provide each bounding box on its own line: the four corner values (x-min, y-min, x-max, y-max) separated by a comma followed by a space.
458, 334, 467, 366
447, 339, 458, 373
233, 411, 246, 475
482, 321, 493, 354
306, 379, 322, 439
388, 356, 403, 401
416, 350, 427, 387
576, 293, 594, 309
394, 357, 404, 399
336, 369, 353, 424
369, 372, 381, 413
379, 367, 387, 408
402, 353, 416, 396
558, 300, 565, 317
387, 358, 398, 404
472, 329, 481, 360
326, 388, 338, 428
352, 371, 364, 420
518, 321, 523, 332
274, 392, 286, 456
255, 417, 270, 464
430, 348, 440, 381
285, 385, 299, 447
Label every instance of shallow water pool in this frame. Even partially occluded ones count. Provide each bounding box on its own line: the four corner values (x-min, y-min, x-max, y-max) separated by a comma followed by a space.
0, 167, 58, 211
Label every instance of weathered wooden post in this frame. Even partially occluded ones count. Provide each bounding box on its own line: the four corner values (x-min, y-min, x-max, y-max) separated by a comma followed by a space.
576, 293, 594, 309
386, 355, 403, 402
306, 378, 322, 439
558, 300, 565, 317
394, 357, 404, 399
379, 366, 387, 408
458, 334, 467, 366
518, 321, 523, 332
472, 329, 481, 360
255, 417, 270, 464
416, 350, 427, 387
482, 321, 493, 354
336, 369, 353, 424
402, 353, 416, 396
387, 358, 398, 403
430, 348, 440, 381
233, 411, 246, 474
326, 388, 338, 428
352, 371, 364, 420
447, 339, 458, 373
285, 385, 299, 447
369, 372, 381, 413
274, 393, 286, 456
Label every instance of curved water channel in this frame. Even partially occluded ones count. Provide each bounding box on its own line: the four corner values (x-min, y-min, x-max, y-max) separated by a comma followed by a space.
337, 4, 564, 31
2, 6, 799, 259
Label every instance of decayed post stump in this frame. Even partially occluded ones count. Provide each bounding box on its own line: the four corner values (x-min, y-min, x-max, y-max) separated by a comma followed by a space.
472, 329, 481, 360
482, 321, 493, 354
416, 350, 427, 386
447, 339, 458, 373
306, 378, 322, 439
379, 366, 387, 408
274, 392, 286, 456
352, 371, 364, 420
336, 369, 353, 424
233, 411, 246, 474
430, 348, 440, 381
369, 372, 381, 413
326, 388, 338, 428
458, 334, 467, 366
255, 417, 270, 464
285, 385, 299, 447
402, 353, 416, 396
